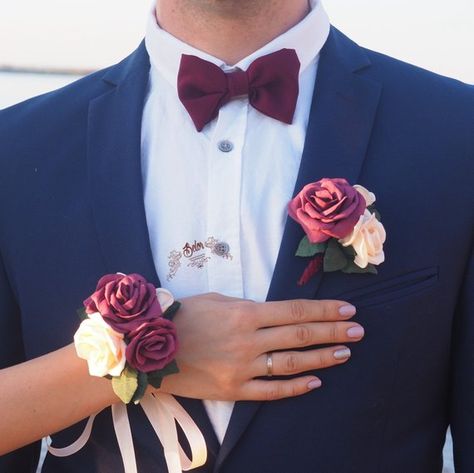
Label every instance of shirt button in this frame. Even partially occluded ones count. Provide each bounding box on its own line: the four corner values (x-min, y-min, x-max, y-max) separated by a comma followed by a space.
217, 140, 234, 153
214, 241, 231, 257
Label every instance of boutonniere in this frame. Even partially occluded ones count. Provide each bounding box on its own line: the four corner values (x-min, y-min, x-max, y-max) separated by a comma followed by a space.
288, 178, 386, 286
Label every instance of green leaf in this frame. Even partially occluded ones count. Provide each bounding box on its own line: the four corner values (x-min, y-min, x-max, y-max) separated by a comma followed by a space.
76, 307, 88, 321
131, 371, 148, 404
112, 366, 138, 404
295, 236, 327, 257
341, 244, 357, 258
342, 261, 378, 275
323, 240, 349, 272
162, 301, 181, 321
147, 360, 180, 389
365, 264, 378, 275
367, 205, 381, 221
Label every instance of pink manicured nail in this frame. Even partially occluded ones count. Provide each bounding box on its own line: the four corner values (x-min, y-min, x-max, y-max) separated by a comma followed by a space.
334, 348, 351, 360
347, 326, 364, 338
339, 304, 356, 317
308, 379, 322, 390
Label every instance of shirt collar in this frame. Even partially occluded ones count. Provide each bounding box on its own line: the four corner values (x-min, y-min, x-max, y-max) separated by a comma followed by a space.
145, 0, 330, 87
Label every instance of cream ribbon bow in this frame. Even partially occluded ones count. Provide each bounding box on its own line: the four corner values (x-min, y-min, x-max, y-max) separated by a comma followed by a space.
48, 392, 207, 473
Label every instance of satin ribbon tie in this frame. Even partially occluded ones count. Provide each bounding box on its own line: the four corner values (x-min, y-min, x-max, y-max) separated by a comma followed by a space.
48, 393, 207, 473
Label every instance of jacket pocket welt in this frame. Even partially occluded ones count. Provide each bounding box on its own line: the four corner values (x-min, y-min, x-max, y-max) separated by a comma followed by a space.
333, 266, 439, 309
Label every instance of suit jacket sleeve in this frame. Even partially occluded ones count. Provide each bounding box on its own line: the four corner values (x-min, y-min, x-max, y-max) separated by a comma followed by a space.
0, 252, 41, 472
450, 243, 474, 472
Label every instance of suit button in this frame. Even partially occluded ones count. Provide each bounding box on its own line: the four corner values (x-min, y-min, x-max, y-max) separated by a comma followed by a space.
217, 140, 234, 153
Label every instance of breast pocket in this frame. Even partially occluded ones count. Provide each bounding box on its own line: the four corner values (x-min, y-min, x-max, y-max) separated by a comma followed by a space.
332, 266, 439, 309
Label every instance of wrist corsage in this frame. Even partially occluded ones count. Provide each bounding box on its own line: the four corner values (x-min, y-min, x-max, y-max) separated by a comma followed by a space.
74, 273, 180, 404
50, 274, 206, 473
288, 178, 386, 285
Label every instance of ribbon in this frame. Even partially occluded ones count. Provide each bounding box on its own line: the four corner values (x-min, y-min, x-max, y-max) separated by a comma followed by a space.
48, 393, 207, 473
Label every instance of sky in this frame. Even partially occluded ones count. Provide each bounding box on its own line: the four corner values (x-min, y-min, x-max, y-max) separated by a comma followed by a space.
0, 0, 473, 83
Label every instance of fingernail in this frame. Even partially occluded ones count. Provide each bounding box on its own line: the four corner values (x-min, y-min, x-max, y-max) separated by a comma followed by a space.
347, 326, 365, 338
339, 304, 356, 318
308, 379, 322, 390
334, 348, 351, 360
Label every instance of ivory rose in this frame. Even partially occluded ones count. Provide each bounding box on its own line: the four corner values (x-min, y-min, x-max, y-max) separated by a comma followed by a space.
340, 210, 386, 269
74, 312, 127, 377
353, 184, 376, 207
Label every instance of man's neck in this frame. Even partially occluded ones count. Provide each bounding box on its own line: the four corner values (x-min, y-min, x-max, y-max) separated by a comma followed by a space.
155, 0, 311, 65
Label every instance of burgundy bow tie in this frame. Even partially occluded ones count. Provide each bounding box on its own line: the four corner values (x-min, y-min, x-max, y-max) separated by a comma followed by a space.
177, 49, 300, 131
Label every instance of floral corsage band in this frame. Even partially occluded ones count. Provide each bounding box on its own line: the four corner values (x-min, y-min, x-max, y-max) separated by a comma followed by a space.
74, 273, 180, 404
288, 178, 386, 286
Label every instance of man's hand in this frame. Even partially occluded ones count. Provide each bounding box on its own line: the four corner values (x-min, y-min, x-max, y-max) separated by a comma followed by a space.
160, 293, 364, 401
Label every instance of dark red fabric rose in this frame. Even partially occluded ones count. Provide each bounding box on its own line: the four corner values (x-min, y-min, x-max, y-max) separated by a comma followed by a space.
288, 178, 366, 243
84, 273, 161, 334
125, 318, 178, 373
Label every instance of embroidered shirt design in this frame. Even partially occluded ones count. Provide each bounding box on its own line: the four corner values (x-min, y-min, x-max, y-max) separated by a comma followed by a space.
167, 237, 233, 281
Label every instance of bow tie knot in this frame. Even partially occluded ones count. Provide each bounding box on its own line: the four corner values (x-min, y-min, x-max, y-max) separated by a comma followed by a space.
177, 49, 300, 131
226, 70, 250, 99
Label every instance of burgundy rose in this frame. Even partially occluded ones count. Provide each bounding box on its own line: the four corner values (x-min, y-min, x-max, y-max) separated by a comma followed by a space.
84, 273, 161, 334
126, 318, 178, 373
288, 178, 366, 243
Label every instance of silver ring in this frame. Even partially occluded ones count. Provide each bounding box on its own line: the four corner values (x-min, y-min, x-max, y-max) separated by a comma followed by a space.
266, 352, 273, 377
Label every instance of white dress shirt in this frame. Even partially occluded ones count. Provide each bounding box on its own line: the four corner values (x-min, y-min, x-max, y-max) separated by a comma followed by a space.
141, 0, 330, 444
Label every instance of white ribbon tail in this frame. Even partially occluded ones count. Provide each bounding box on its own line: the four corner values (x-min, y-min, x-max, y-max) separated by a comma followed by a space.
141, 393, 207, 472
47, 413, 98, 457
112, 403, 138, 473
47, 393, 207, 473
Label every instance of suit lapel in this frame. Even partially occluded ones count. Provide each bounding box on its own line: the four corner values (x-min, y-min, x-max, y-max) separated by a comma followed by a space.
87, 42, 159, 284
214, 28, 382, 471
87, 43, 218, 454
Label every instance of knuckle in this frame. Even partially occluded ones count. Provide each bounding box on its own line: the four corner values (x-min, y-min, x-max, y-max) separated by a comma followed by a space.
225, 335, 251, 361
237, 340, 255, 359
290, 300, 306, 322
329, 323, 338, 343
239, 300, 257, 314
227, 301, 253, 327
295, 324, 311, 345
291, 383, 302, 397
317, 301, 329, 320
240, 300, 258, 318
217, 367, 241, 397
220, 382, 237, 401
315, 350, 325, 368
285, 354, 299, 374
266, 386, 283, 401
227, 300, 245, 316
320, 300, 334, 320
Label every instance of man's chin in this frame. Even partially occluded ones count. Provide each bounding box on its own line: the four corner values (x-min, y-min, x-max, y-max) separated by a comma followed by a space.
178, 0, 269, 19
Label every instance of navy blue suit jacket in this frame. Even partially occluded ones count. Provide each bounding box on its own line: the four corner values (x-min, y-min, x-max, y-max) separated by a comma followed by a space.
0, 28, 473, 473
